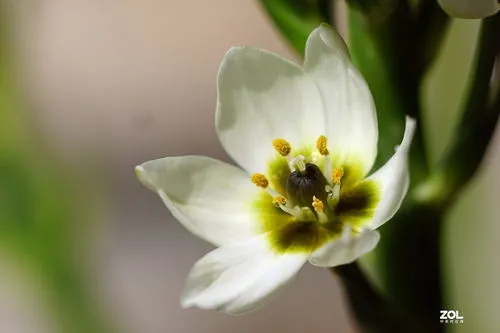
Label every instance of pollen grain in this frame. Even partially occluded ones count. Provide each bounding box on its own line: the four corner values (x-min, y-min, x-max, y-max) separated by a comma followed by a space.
316, 135, 329, 156
272, 196, 287, 207
332, 167, 344, 184
251, 173, 269, 188
272, 138, 292, 156
312, 196, 324, 213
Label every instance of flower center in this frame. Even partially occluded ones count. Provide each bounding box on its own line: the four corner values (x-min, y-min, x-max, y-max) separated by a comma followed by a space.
250, 136, 381, 254
286, 163, 327, 207
250, 136, 345, 226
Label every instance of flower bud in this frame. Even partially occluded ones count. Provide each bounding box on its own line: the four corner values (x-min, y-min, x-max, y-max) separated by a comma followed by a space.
438, 0, 500, 19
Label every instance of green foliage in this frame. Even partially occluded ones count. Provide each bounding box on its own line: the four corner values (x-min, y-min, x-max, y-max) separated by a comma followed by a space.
0, 4, 113, 333
258, 0, 331, 56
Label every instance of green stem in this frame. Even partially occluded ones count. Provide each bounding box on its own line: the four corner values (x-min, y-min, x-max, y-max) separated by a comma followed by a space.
415, 13, 500, 208
332, 262, 408, 333
416, 0, 450, 73
348, 8, 429, 182
345, 4, 451, 333
318, 0, 333, 25
372, 202, 444, 333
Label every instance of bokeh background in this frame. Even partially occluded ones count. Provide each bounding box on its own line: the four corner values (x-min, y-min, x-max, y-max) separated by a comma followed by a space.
0, 1, 498, 333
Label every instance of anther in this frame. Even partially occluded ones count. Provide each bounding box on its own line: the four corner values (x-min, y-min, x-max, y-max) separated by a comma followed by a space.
312, 196, 324, 213
332, 167, 344, 184
272, 196, 287, 207
272, 138, 292, 156
316, 135, 329, 156
251, 173, 269, 188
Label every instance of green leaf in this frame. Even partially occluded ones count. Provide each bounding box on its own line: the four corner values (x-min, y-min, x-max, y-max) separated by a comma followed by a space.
258, 0, 330, 56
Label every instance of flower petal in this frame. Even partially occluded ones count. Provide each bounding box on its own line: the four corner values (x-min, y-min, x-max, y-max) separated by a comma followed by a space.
181, 235, 308, 314
309, 226, 380, 267
216, 46, 325, 174
365, 116, 416, 229
135, 155, 262, 246
304, 24, 378, 176
438, 0, 500, 18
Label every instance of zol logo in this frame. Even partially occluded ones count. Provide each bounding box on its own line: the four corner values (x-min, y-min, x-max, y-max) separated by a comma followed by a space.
440, 310, 464, 324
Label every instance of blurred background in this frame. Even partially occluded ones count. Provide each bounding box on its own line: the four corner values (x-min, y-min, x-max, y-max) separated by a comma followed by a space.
0, 1, 498, 333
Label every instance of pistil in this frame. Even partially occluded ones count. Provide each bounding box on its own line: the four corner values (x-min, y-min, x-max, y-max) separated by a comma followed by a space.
286, 163, 328, 207
288, 155, 306, 173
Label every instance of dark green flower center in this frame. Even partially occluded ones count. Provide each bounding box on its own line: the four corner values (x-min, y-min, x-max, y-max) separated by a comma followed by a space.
286, 163, 328, 208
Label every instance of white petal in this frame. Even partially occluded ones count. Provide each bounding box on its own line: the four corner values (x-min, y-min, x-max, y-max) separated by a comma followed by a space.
181, 235, 308, 314
135, 155, 262, 246
365, 117, 416, 229
304, 24, 378, 176
216, 46, 325, 174
438, 0, 499, 18
309, 226, 380, 267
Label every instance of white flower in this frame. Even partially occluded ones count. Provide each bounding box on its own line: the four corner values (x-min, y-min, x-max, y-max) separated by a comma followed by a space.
438, 0, 499, 18
135, 24, 416, 315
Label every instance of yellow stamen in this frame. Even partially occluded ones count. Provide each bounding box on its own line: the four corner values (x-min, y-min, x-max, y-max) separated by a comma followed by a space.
272, 138, 292, 156
312, 196, 324, 213
316, 135, 329, 156
251, 173, 269, 188
332, 167, 344, 184
272, 196, 287, 207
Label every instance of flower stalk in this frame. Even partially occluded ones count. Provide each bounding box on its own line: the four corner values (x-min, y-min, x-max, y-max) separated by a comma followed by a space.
332, 262, 409, 333
416, 12, 500, 208
346, 6, 500, 333
345, 4, 444, 332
